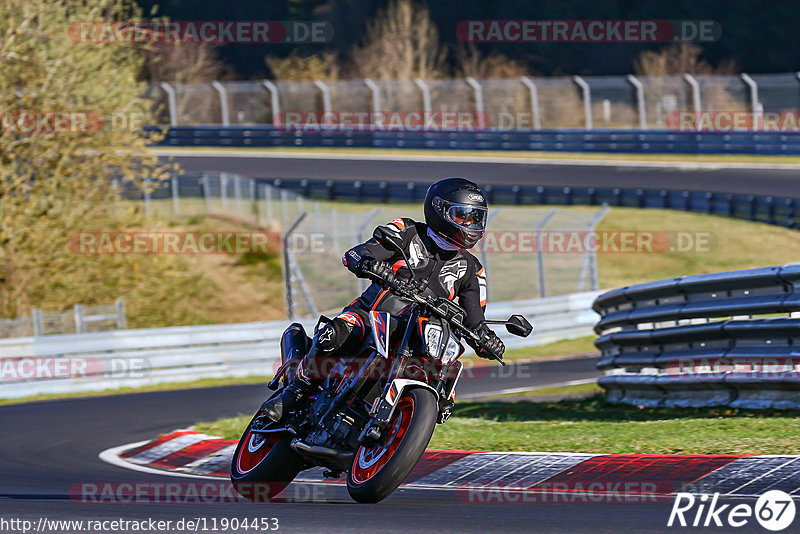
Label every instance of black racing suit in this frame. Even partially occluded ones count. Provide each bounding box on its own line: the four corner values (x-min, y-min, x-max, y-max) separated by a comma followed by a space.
306, 217, 489, 361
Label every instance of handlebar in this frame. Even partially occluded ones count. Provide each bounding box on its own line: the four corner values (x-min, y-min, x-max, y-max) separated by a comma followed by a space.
363, 264, 506, 365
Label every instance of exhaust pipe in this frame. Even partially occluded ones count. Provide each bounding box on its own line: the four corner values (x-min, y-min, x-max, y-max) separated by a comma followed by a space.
291, 439, 354, 467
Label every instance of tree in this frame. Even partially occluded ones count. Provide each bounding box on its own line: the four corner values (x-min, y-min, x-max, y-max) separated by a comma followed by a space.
349, 0, 446, 80
0, 0, 208, 326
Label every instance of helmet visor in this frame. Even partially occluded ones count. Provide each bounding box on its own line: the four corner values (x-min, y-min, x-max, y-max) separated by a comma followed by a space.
445, 203, 487, 231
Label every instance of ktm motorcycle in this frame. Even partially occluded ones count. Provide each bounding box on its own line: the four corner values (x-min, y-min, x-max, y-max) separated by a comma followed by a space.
230, 227, 533, 503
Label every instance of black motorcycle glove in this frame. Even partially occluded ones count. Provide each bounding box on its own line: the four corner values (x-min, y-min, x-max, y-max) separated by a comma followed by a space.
361, 259, 403, 289
474, 328, 505, 360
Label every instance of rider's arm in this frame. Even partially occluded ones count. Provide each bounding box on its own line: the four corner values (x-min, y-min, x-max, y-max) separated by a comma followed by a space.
457, 260, 488, 330
341, 218, 408, 279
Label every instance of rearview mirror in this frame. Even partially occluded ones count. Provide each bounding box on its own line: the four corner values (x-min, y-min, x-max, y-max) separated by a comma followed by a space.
506, 314, 533, 338
373, 226, 403, 252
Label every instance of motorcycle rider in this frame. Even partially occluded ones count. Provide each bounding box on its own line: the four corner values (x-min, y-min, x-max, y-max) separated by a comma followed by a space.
263, 177, 505, 422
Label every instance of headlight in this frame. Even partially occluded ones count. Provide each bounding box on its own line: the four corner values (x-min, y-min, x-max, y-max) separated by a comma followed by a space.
424, 324, 443, 357
442, 336, 463, 365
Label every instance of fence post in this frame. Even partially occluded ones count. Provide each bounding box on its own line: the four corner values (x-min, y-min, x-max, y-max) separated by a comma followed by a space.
112, 178, 120, 216
74, 304, 85, 334
465, 77, 486, 129
740, 73, 759, 131
159, 82, 178, 127
32, 308, 43, 337
520, 76, 541, 130
314, 80, 332, 115
414, 78, 431, 116
143, 178, 151, 217
221, 173, 229, 212
202, 173, 211, 214
233, 174, 243, 216
249, 178, 256, 223
262, 79, 281, 127
280, 188, 289, 230
573, 76, 592, 130
210, 81, 230, 126
578, 204, 610, 292
264, 185, 274, 228
536, 209, 558, 298
171, 174, 180, 216
683, 73, 702, 115
627, 74, 646, 129
115, 299, 127, 329
480, 207, 501, 300
283, 212, 308, 321
364, 78, 381, 127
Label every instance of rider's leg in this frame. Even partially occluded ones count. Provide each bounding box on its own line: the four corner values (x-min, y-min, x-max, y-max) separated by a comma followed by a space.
262, 310, 366, 422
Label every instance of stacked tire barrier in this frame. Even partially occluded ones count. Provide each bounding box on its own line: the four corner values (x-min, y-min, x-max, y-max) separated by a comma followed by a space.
593, 264, 800, 409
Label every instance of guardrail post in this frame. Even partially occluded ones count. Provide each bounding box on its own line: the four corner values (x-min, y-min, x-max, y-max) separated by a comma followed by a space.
683, 73, 702, 116
465, 77, 486, 129
536, 209, 558, 298
159, 82, 178, 127
74, 304, 85, 334
573, 75, 592, 130
262, 79, 281, 127
520, 76, 541, 130
115, 299, 126, 329
627, 74, 646, 129
740, 73, 759, 131
32, 308, 43, 337
171, 174, 180, 216
210, 81, 230, 126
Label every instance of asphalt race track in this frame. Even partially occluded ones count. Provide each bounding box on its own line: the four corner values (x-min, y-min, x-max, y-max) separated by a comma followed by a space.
1, 355, 766, 534
161, 151, 800, 197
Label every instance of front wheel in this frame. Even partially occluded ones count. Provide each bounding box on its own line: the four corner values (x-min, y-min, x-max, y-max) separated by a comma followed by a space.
347, 388, 437, 503
230, 411, 305, 501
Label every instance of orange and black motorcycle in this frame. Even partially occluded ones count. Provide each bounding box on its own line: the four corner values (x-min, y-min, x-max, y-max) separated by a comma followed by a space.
231, 228, 532, 503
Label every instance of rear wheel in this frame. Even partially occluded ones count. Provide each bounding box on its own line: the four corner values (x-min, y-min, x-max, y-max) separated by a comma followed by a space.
230, 411, 304, 501
347, 388, 437, 503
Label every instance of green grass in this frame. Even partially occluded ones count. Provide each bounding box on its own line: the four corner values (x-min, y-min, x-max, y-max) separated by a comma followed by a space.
193, 395, 800, 455
153, 146, 800, 165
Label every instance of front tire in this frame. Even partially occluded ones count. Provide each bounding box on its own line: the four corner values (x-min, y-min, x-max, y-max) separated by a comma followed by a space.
347, 388, 437, 503
230, 411, 305, 501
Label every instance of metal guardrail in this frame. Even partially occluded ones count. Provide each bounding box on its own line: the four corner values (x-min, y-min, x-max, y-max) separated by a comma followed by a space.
0, 291, 600, 399
265, 177, 800, 230
157, 126, 800, 155
593, 264, 800, 410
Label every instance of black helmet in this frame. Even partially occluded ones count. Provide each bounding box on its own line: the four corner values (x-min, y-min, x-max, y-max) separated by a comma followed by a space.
424, 177, 488, 249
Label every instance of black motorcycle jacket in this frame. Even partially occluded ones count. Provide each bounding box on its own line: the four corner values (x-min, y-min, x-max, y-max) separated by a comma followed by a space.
341, 218, 488, 330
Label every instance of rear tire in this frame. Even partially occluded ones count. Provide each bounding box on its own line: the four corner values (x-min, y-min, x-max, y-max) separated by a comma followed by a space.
347, 388, 437, 503
230, 411, 304, 501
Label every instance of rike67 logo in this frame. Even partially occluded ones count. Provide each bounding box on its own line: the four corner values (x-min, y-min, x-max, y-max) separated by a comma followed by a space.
668, 491, 796, 531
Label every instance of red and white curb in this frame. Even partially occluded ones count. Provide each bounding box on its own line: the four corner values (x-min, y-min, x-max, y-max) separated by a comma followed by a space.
100, 430, 800, 498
